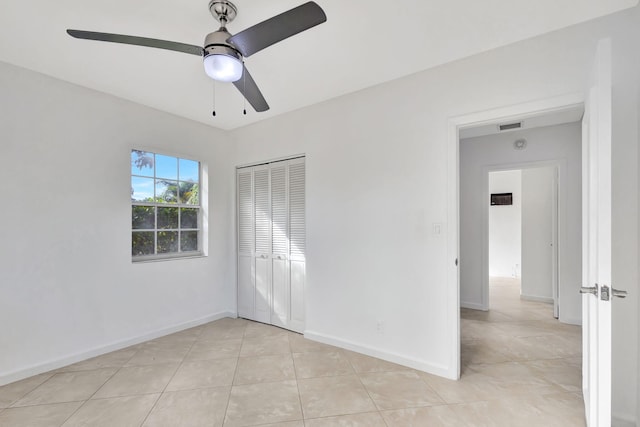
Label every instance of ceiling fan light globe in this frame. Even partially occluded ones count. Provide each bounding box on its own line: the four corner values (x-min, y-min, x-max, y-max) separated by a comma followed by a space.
203, 53, 243, 82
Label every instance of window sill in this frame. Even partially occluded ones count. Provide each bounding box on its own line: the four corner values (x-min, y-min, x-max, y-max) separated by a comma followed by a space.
132, 252, 205, 263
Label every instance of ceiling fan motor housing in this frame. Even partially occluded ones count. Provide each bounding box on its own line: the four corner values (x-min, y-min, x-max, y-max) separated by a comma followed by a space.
204, 29, 243, 61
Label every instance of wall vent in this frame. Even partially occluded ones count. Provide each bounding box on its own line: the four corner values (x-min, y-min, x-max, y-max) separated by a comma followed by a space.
498, 121, 522, 131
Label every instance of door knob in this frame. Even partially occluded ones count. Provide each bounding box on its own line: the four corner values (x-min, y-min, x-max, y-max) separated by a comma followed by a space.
580, 285, 598, 296
612, 288, 628, 299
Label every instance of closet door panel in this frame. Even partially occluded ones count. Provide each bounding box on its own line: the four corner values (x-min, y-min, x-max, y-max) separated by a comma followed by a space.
289, 160, 306, 332
270, 164, 289, 328
253, 167, 271, 323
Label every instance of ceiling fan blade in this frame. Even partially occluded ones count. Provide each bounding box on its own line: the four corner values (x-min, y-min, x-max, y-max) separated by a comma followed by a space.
233, 65, 269, 112
66, 30, 204, 56
227, 1, 326, 57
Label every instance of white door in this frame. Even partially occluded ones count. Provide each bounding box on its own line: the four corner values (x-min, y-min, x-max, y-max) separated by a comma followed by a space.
237, 158, 306, 332
581, 38, 626, 427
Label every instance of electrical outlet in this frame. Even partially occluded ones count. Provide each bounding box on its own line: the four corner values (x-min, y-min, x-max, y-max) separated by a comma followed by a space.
376, 320, 384, 334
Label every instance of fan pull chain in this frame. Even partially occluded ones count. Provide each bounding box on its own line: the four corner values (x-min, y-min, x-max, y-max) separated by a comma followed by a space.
242, 65, 247, 115
212, 81, 216, 117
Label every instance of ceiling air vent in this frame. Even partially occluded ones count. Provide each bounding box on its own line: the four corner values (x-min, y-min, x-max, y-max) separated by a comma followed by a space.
498, 121, 522, 131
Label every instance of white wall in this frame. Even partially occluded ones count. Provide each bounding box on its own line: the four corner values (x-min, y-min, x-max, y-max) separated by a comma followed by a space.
461, 124, 581, 320
0, 61, 236, 385
488, 170, 522, 278
521, 166, 555, 302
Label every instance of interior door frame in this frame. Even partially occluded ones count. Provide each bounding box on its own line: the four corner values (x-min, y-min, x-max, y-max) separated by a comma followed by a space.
446, 93, 584, 380
483, 162, 561, 315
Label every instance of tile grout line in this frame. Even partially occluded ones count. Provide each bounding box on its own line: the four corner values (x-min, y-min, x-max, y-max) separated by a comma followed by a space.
137, 329, 203, 427
57, 364, 128, 426
342, 351, 388, 424
289, 334, 306, 425
416, 372, 449, 407
4, 346, 142, 426
7, 372, 57, 408
220, 321, 248, 426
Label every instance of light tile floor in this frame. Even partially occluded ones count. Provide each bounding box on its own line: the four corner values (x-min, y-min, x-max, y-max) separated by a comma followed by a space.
0, 277, 584, 426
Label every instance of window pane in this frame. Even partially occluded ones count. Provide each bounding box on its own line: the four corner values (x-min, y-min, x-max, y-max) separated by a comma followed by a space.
131, 150, 154, 177
181, 231, 198, 252
157, 207, 178, 229
181, 208, 198, 229
156, 180, 178, 203
132, 177, 155, 202
179, 158, 199, 182
132, 206, 155, 229
156, 154, 178, 180
157, 231, 179, 253
179, 182, 199, 205
132, 231, 154, 256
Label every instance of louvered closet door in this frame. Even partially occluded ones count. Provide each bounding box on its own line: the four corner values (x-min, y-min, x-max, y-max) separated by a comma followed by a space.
236, 158, 305, 332
288, 159, 306, 332
253, 165, 271, 324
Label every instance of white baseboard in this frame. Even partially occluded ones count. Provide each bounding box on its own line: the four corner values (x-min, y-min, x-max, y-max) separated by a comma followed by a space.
612, 413, 636, 427
460, 301, 486, 311
303, 330, 453, 379
0, 311, 235, 387
520, 294, 554, 304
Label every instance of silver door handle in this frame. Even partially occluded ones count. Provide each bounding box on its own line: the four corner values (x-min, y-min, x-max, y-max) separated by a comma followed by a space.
580, 286, 598, 296
277, 255, 285, 260
260, 254, 267, 259
612, 288, 627, 299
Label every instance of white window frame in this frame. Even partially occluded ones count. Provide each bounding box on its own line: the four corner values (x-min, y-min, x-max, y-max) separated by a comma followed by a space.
131, 150, 203, 262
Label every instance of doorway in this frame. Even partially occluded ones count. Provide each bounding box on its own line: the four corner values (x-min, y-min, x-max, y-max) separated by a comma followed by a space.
445, 95, 585, 380
488, 165, 559, 318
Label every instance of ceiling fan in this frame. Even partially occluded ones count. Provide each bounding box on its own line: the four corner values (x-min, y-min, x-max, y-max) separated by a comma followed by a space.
66, 1, 327, 113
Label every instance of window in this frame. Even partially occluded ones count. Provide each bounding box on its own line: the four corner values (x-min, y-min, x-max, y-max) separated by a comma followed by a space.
131, 150, 201, 260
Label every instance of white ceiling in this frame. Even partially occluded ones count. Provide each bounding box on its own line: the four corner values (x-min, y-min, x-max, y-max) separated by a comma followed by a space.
0, 0, 636, 130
